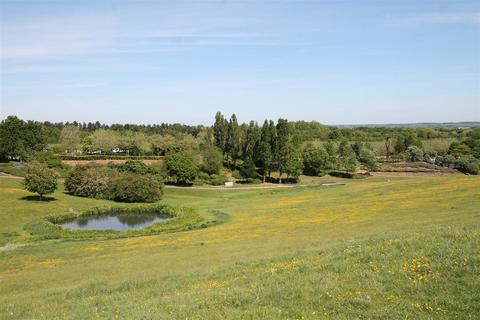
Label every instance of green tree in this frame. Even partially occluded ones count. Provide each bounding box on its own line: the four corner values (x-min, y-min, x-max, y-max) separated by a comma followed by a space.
323, 141, 337, 170
90, 129, 119, 153
243, 120, 260, 161
56, 125, 81, 153
394, 131, 422, 154
358, 149, 378, 170
338, 144, 358, 172
0, 116, 46, 160
239, 157, 259, 179
448, 142, 472, 158
225, 114, 241, 167
275, 119, 293, 183
150, 134, 178, 155
285, 146, 304, 180
213, 112, 228, 154
201, 143, 223, 175
165, 153, 198, 184
302, 143, 328, 176
256, 120, 274, 182
24, 161, 58, 200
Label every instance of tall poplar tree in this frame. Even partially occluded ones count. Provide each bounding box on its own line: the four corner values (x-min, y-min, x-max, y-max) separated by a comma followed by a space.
275, 118, 291, 183
256, 120, 273, 182
213, 112, 228, 154
226, 114, 240, 167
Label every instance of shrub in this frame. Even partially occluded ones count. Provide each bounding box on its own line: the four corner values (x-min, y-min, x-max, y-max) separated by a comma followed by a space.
112, 160, 163, 183
329, 170, 369, 179
28, 151, 65, 170
358, 149, 378, 170
454, 156, 479, 175
64, 165, 116, 199
165, 153, 198, 184
208, 174, 229, 186
435, 154, 456, 168
423, 150, 437, 164
406, 146, 424, 162
111, 173, 163, 202
193, 172, 228, 186
24, 161, 58, 200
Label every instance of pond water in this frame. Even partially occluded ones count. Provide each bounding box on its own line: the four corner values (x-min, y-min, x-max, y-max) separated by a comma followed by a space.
60, 214, 171, 231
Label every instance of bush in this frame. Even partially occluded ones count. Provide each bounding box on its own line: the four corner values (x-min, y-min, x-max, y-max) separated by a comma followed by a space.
435, 154, 456, 168
406, 146, 424, 162
454, 156, 479, 175
165, 153, 198, 184
28, 151, 65, 169
193, 172, 228, 186
64, 165, 116, 199
24, 161, 58, 200
58, 154, 164, 160
423, 150, 437, 164
329, 170, 369, 179
358, 149, 378, 170
208, 174, 229, 186
111, 173, 163, 202
112, 160, 163, 182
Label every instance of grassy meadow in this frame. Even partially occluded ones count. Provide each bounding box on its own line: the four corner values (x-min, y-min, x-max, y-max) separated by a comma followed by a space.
0, 175, 479, 319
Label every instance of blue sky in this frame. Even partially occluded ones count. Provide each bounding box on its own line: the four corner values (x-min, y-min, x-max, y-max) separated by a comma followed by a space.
1, 0, 479, 125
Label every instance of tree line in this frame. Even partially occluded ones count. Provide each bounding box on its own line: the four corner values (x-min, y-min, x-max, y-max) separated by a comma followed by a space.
1, 114, 479, 179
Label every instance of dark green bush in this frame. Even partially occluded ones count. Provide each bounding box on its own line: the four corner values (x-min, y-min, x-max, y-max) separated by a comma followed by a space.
454, 156, 479, 175
358, 149, 378, 170
406, 146, 424, 162
65, 164, 164, 201
193, 173, 228, 186
64, 165, 116, 199
111, 173, 163, 202
165, 153, 198, 184
329, 170, 369, 179
208, 174, 229, 186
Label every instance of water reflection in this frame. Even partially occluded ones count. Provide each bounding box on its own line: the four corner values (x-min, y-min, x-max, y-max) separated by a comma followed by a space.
60, 214, 170, 231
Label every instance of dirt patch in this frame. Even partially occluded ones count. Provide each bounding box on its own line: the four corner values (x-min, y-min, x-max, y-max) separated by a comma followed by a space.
62, 159, 164, 167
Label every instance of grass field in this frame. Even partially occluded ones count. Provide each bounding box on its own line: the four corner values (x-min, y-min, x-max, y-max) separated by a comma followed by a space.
0, 175, 479, 319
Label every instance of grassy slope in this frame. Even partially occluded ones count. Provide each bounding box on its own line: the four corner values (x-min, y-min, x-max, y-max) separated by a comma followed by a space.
0, 175, 479, 319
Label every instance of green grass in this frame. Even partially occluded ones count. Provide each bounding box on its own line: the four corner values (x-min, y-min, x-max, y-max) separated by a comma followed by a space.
0, 175, 479, 319
0, 162, 28, 177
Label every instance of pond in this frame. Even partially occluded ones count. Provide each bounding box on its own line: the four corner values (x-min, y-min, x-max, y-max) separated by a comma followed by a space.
60, 214, 171, 231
